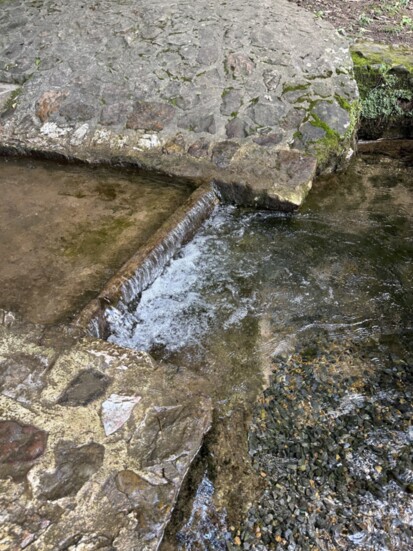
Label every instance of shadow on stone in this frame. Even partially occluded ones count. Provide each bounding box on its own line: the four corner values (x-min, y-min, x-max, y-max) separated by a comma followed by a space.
57, 369, 111, 407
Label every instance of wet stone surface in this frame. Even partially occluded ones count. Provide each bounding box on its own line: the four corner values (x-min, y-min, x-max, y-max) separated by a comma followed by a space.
0, 156, 193, 325
0, 0, 359, 208
0, 317, 212, 550
0, 420, 48, 480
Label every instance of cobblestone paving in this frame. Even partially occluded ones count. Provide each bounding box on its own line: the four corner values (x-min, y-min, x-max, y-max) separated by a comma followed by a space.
0, 0, 358, 209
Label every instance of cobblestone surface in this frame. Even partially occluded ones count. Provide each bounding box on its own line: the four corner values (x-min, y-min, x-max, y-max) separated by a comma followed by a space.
0, 0, 359, 209
0, 314, 212, 550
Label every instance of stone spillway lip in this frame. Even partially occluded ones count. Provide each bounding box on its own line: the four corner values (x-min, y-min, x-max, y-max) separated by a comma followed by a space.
0, 0, 359, 209
75, 183, 219, 338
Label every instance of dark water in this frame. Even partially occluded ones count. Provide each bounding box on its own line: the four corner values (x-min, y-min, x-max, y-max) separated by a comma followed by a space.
110, 153, 413, 549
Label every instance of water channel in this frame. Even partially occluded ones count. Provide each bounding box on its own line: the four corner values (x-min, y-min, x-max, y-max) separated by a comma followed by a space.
107, 150, 413, 550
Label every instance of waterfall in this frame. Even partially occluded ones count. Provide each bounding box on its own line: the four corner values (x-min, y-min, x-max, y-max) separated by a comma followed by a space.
78, 185, 218, 340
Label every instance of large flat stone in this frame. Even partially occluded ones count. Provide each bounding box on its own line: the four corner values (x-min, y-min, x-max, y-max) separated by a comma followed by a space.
0, 317, 212, 550
0, 0, 359, 209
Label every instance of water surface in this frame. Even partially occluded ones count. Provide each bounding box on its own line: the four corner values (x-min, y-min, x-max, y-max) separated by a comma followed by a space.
0, 157, 193, 324
110, 152, 413, 549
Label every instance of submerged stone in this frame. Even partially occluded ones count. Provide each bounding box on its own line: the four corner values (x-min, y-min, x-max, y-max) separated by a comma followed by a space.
39, 442, 105, 500
101, 393, 142, 436
58, 369, 111, 406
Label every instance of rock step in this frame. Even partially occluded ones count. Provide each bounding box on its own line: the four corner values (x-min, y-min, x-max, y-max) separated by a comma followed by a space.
0, 0, 359, 209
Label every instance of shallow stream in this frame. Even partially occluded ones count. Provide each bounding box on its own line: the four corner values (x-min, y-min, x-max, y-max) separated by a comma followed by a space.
109, 152, 413, 550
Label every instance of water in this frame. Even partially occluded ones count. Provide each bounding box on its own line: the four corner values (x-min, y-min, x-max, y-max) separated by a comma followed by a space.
0, 156, 193, 324
109, 152, 413, 549
109, 153, 412, 397
99, 187, 217, 339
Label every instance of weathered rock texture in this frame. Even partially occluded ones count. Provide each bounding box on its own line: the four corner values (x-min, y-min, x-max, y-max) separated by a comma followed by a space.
0, 314, 212, 550
0, 0, 359, 209
351, 42, 413, 140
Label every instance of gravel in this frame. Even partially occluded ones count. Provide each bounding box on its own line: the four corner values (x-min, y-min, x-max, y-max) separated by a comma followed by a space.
240, 330, 413, 550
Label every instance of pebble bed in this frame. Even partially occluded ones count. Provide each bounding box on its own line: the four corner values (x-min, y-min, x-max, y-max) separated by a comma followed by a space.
236, 331, 413, 550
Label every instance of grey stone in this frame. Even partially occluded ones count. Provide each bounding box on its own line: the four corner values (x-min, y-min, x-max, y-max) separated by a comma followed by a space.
126, 101, 176, 131
253, 132, 284, 146
100, 101, 131, 126
0, 0, 358, 209
178, 112, 216, 134
247, 101, 287, 127
211, 141, 239, 168
221, 89, 243, 116
59, 100, 98, 123
39, 442, 105, 501
298, 122, 327, 145
313, 100, 351, 136
188, 137, 210, 158
226, 117, 247, 139
58, 369, 111, 407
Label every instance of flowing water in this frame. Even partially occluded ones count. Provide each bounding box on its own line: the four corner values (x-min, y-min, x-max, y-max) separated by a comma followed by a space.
109, 152, 413, 550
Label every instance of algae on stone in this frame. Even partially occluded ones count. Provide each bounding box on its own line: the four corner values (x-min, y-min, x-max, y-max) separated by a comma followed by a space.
351, 42, 413, 140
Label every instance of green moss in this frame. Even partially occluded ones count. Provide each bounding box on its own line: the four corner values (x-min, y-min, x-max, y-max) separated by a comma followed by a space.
351, 44, 413, 138
307, 99, 360, 169
221, 87, 233, 98
64, 217, 133, 260
334, 94, 351, 111
282, 83, 310, 94
351, 48, 413, 72
3, 87, 21, 111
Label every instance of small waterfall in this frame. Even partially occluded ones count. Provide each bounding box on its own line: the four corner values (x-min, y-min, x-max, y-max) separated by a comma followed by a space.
78, 185, 218, 340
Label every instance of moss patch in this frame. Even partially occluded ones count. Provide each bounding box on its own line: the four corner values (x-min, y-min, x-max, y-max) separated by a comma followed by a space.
307, 99, 360, 170
64, 217, 133, 261
3, 87, 22, 113
351, 43, 413, 139
282, 82, 310, 94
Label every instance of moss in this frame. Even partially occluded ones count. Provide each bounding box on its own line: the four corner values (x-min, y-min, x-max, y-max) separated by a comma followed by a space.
282, 83, 310, 94
3, 87, 21, 112
221, 87, 233, 98
307, 99, 360, 169
334, 94, 351, 111
351, 44, 413, 139
351, 48, 413, 73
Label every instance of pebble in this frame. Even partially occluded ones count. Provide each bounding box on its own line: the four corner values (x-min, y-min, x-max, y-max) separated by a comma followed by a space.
239, 336, 413, 549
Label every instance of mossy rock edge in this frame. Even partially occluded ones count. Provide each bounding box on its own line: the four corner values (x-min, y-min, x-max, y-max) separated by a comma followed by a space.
351, 42, 413, 140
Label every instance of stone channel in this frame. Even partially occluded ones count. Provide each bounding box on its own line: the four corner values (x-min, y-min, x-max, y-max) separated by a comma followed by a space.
0, 0, 412, 550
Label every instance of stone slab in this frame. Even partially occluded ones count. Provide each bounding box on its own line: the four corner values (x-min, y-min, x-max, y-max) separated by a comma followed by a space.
0, 0, 359, 209
0, 315, 212, 551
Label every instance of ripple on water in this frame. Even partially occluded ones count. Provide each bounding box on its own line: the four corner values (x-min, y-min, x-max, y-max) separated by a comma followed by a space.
109, 154, 413, 549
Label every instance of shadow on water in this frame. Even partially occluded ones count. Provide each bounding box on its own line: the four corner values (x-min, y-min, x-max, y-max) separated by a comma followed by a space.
109, 151, 413, 550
